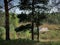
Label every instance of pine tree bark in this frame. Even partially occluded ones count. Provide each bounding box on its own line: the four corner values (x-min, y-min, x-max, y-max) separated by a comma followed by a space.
4, 0, 10, 40
31, 0, 35, 40
37, 24, 39, 41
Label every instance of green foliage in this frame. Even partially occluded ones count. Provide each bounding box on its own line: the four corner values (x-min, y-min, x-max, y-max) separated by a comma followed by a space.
17, 13, 28, 22
0, 11, 5, 27
20, 0, 49, 10
9, 13, 19, 28
45, 13, 60, 24
16, 30, 31, 39
9, 13, 19, 39
0, 27, 5, 40
0, 11, 19, 39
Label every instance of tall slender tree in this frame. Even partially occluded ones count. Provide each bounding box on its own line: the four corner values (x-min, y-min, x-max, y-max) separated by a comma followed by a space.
31, 0, 35, 40
4, 0, 10, 40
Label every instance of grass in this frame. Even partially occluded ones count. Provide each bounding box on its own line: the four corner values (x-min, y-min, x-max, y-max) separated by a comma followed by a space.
40, 30, 60, 40
0, 39, 60, 45
0, 39, 38, 45
40, 23, 60, 30
0, 24, 60, 45
1, 28, 60, 41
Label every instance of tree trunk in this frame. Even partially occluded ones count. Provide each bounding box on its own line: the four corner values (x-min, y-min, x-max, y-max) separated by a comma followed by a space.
31, 0, 35, 40
37, 25, 39, 41
31, 22, 34, 40
4, 0, 10, 40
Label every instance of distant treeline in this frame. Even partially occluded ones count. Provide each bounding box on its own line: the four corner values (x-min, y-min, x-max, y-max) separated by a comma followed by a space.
44, 12, 60, 24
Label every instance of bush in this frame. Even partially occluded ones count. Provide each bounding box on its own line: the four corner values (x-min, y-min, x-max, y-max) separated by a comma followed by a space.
10, 24, 16, 39
0, 27, 5, 40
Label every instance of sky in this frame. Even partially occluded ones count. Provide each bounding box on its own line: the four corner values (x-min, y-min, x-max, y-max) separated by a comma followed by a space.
0, 0, 60, 14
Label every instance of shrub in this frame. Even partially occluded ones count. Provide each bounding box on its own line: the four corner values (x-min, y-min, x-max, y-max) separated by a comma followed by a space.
0, 27, 5, 40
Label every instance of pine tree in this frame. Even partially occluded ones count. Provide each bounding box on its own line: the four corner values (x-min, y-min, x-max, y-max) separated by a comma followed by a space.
4, 0, 10, 40
18, 0, 48, 40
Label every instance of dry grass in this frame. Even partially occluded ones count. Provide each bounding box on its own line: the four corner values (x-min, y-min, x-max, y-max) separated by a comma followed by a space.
40, 23, 60, 30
